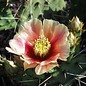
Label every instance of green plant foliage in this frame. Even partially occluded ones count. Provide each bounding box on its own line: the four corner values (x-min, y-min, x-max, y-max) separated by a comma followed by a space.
20, 0, 66, 23
31, 0, 45, 18
31, 0, 66, 18
0, 2, 17, 30
48, 0, 66, 11
20, 69, 45, 86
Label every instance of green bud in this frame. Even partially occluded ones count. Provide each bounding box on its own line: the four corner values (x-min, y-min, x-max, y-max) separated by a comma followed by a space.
68, 16, 84, 33
68, 32, 76, 47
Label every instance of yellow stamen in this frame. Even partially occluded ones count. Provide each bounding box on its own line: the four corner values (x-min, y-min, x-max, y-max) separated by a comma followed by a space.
34, 35, 51, 58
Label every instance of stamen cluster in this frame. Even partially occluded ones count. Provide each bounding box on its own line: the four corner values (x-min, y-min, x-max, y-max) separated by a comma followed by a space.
34, 35, 51, 58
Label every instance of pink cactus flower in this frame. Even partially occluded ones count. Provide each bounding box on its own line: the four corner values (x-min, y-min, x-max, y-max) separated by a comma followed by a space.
6, 19, 70, 75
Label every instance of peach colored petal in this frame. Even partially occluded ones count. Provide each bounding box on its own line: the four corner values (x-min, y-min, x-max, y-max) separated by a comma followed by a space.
24, 62, 37, 70
50, 24, 69, 46
43, 19, 59, 41
20, 55, 40, 64
59, 42, 70, 61
6, 47, 18, 55
48, 24, 70, 61
35, 63, 59, 75
29, 19, 42, 37
22, 54, 59, 67
20, 19, 42, 43
23, 23, 37, 42
39, 54, 60, 66
53, 41, 70, 61
14, 31, 28, 42
6, 38, 25, 55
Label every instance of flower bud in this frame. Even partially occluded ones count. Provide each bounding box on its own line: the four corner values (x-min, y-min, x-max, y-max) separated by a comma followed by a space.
68, 32, 76, 47
68, 16, 84, 33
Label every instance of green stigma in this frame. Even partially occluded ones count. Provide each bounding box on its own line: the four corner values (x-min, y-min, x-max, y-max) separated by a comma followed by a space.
34, 35, 51, 58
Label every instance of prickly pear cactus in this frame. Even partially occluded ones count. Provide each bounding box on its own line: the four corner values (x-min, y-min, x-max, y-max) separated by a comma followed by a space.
20, 0, 66, 24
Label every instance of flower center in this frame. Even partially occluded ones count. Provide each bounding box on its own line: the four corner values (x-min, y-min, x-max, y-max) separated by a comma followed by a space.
33, 35, 51, 58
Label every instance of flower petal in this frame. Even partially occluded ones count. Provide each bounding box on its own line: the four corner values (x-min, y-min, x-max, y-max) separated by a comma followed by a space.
29, 19, 42, 37
43, 19, 59, 41
20, 19, 42, 43
50, 24, 69, 46
53, 41, 70, 61
24, 62, 37, 70
49, 24, 70, 61
14, 31, 28, 42
6, 47, 18, 55
24, 42, 42, 62
6, 38, 25, 55
35, 63, 59, 75
20, 55, 40, 64
39, 54, 60, 66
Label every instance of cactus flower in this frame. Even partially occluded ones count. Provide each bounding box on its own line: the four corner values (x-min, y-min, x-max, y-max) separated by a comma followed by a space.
6, 19, 70, 75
